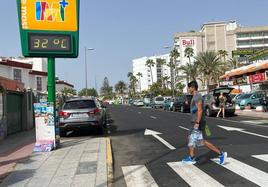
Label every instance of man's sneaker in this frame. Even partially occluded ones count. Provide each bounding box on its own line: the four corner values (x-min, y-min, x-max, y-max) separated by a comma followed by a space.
182, 156, 196, 164
219, 152, 227, 165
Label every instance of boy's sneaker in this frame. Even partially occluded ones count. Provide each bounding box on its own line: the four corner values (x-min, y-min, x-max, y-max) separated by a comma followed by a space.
219, 152, 227, 165
182, 156, 196, 164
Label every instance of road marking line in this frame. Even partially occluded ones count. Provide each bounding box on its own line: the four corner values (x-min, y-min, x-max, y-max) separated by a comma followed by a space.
218, 125, 268, 139
138, 112, 141, 114
252, 154, 268, 163
178, 126, 190, 131
150, 116, 157, 119
167, 162, 224, 187
241, 120, 268, 124
144, 129, 176, 150
212, 157, 268, 186
122, 165, 158, 187
211, 117, 268, 128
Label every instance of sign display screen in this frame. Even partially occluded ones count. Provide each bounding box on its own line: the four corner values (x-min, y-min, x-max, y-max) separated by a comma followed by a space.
28, 33, 71, 52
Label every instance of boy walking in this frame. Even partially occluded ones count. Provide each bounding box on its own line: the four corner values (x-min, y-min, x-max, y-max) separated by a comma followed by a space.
182, 80, 227, 165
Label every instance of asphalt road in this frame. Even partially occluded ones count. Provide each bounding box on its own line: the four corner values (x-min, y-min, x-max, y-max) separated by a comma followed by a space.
109, 105, 268, 187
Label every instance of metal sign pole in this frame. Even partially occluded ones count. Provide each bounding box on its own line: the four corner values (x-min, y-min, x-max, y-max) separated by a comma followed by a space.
47, 57, 57, 147
47, 58, 55, 103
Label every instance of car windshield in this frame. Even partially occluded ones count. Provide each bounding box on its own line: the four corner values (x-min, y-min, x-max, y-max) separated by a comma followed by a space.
239, 94, 252, 99
155, 97, 164, 101
63, 100, 96, 109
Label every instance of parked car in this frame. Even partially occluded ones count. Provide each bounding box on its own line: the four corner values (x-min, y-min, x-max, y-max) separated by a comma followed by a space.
143, 97, 152, 107
151, 96, 165, 109
172, 94, 193, 112
203, 87, 235, 117
58, 98, 107, 136
239, 92, 265, 109
134, 100, 144, 106
163, 98, 174, 111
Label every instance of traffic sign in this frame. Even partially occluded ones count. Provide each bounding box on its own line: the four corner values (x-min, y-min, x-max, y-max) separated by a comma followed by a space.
17, 0, 79, 58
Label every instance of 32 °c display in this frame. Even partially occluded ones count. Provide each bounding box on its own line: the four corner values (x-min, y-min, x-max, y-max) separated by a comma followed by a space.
28, 33, 71, 52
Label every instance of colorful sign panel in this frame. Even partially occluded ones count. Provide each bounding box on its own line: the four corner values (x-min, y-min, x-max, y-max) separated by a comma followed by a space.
232, 50, 255, 57
33, 102, 56, 152
249, 73, 265, 83
20, 0, 77, 31
233, 76, 248, 85
248, 49, 268, 62
17, 0, 79, 58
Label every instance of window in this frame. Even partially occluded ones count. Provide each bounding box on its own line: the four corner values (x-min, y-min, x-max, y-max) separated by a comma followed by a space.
13, 69, 22, 82
63, 100, 96, 109
36, 77, 42, 91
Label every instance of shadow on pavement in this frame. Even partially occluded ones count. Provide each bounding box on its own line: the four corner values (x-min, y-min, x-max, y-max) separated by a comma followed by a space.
0, 169, 35, 186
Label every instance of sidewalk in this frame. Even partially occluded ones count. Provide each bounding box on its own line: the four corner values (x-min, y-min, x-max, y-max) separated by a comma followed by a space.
236, 109, 268, 119
0, 136, 111, 187
0, 130, 35, 182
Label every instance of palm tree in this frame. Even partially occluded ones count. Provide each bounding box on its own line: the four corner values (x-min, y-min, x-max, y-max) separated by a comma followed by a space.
227, 58, 241, 70
162, 76, 169, 90
195, 51, 223, 93
127, 72, 138, 97
115, 81, 127, 95
145, 59, 155, 84
184, 47, 194, 64
156, 58, 166, 67
218, 50, 228, 63
178, 62, 199, 83
169, 48, 180, 97
136, 72, 143, 92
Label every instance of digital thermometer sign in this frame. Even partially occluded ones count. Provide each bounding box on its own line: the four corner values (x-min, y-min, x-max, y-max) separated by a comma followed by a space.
29, 34, 71, 52
17, 0, 79, 58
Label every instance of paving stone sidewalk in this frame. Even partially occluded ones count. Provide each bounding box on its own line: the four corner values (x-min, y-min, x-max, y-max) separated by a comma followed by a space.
1, 137, 107, 187
236, 109, 268, 119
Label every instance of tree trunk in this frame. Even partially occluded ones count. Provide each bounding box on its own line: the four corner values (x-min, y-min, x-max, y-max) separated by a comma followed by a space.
206, 78, 210, 94
150, 67, 153, 84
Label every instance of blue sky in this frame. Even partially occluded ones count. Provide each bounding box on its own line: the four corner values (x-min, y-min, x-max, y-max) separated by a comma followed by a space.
1, 0, 268, 92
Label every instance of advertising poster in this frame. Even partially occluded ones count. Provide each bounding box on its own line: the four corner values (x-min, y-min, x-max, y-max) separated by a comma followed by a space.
33, 102, 55, 152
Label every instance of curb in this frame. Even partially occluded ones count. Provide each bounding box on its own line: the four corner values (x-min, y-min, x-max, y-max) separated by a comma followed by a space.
106, 138, 113, 187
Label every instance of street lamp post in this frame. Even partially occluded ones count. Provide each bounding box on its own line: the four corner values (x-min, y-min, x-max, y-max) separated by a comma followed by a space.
85, 47, 94, 96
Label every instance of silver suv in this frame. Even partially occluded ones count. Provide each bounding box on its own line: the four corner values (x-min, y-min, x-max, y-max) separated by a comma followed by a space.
59, 98, 107, 136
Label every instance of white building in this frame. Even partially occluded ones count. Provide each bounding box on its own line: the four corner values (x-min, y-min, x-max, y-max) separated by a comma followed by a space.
132, 54, 171, 91
56, 80, 74, 92
0, 57, 47, 92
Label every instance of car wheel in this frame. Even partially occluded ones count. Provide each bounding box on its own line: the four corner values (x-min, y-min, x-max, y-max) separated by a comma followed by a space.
103, 116, 107, 127
98, 126, 104, 135
247, 103, 252, 109
180, 106, 185, 113
206, 107, 212, 117
60, 130, 66, 137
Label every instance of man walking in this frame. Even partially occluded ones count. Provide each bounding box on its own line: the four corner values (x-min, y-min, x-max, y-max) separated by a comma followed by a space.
182, 80, 227, 165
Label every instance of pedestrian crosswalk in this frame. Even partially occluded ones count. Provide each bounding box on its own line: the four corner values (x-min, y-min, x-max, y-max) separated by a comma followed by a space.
122, 154, 268, 187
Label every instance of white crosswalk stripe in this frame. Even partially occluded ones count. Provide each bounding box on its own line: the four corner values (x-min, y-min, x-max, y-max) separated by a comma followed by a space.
252, 154, 268, 163
167, 162, 224, 187
212, 157, 268, 187
122, 165, 158, 187
123, 155, 268, 186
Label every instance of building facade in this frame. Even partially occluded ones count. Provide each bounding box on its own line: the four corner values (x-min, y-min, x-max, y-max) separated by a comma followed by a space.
56, 80, 74, 92
0, 58, 48, 92
132, 54, 171, 91
174, 21, 268, 92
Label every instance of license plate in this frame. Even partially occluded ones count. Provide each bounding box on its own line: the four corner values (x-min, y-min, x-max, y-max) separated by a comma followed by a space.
72, 113, 88, 118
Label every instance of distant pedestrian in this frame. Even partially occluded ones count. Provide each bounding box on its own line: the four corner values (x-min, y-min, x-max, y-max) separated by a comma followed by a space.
216, 92, 227, 118
182, 80, 227, 165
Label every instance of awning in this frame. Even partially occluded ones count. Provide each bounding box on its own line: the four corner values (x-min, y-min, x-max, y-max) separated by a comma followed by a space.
221, 61, 268, 79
